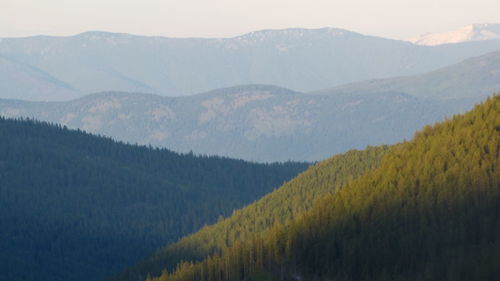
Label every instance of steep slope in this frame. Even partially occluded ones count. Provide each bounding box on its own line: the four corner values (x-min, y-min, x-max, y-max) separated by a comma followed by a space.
0, 85, 473, 162
410, 23, 500, 46
0, 55, 79, 100
109, 146, 388, 281
0, 118, 307, 281
146, 94, 499, 281
2, 28, 500, 100
315, 50, 500, 100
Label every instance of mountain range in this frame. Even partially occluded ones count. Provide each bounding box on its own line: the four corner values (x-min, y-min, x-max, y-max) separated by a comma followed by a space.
0, 87, 471, 162
1, 23, 499, 281
1, 49, 498, 162
2, 27, 500, 101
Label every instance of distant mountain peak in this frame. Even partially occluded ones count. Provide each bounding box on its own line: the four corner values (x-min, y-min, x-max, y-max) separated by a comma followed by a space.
409, 23, 500, 46
238, 27, 354, 42
238, 27, 350, 38
208, 27, 355, 49
72, 27, 352, 43
76, 31, 138, 41
195, 84, 301, 98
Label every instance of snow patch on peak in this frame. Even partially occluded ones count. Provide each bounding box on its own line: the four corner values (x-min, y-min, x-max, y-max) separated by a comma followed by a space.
76, 31, 135, 46
409, 23, 500, 46
211, 27, 352, 49
237, 27, 349, 40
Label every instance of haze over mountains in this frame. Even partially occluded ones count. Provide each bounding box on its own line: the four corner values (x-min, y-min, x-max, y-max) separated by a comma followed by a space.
1, 26, 500, 101
1, 50, 497, 162
1, 19, 499, 281
0, 87, 471, 162
317, 50, 500, 100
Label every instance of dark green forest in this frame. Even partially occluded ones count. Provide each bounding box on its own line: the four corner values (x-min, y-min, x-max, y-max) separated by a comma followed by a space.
143, 94, 499, 281
109, 146, 388, 281
0, 118, 308, 281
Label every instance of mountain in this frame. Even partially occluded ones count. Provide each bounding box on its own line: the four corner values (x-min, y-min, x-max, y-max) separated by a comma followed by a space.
315, 50, 500, 100
410, 23, 500, 46
2, 28, 500, 101
0, 54, 79, 100
108, 146, 388, 281
0, 118, 307, 281
0, 85, 473, 162
141, 94, 500, 281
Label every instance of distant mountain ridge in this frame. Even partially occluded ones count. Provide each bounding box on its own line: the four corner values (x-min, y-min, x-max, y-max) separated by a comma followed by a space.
410, 23, 500, 46
2, 47, 498, 162
0, 85, 473, 162
316, 50, 500, 100
2, 27, 500, 101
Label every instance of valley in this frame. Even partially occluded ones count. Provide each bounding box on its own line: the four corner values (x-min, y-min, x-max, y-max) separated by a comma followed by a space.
1, 20, 499, 281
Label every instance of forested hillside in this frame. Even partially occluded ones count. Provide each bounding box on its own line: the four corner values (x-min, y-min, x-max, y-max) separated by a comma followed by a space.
145, 94, 499, 281
110, 146, 388, 281
0, 118, 307, 281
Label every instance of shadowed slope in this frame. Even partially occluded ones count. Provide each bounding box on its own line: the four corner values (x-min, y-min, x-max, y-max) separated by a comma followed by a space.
109, 146, 388, 281
0, 118, 307, 281
148, 94, 499, 281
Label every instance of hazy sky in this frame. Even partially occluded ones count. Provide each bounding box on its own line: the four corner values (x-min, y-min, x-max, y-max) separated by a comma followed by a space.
2, 0, 500, 39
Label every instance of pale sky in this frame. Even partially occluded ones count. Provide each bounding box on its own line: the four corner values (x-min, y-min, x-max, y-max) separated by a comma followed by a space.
1, 0, 500, 39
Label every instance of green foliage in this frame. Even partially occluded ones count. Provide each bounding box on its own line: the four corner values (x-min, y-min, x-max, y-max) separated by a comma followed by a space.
112, 144, 388, 281
148, 94, 500, 281
0, 118, 307, 281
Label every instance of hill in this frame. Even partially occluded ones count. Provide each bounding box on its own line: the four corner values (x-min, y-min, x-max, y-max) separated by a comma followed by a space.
315, 50, 500, 100
2, 28, 500, 100
143, 94, 499, 281
0, 85, 473, 162
108, 146, 388, 281
0, 118, 307, 281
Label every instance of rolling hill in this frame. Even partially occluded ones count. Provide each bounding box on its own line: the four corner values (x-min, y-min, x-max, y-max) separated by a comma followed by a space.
0, 118, 307, 281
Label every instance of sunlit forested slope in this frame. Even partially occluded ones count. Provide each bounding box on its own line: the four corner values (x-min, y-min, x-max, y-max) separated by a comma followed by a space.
145, 94, 499, 281
0, 118, 307, 281
109, 146, 388, 281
